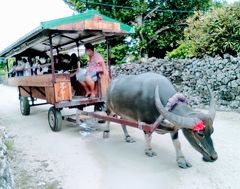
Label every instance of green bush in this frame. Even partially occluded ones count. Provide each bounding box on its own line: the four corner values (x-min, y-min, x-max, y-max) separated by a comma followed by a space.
167, 42, 195, 59
183, 2, 240, 57
111, 44, 129, 64
95, 43, 129, 65
79, 54, 88, 66
0, 60, 6, 75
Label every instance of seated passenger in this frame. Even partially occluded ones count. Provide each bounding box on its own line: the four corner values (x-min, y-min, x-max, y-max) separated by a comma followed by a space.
9, 61, 17, 77
15, 58, 24, 77
23, 58, 31, 76
76, 68, 87, 82
39, 55, 51, 75
31, 58, 38, 75
82, 43, 107, 97
36, 59, 44, 75
62, 54, 71, 72
76, 67, 95, 96
68, 53, 80, 94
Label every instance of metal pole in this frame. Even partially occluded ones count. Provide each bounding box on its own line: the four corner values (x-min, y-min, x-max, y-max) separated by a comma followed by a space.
106, 39, 112, 79
49, 34, 55, 83
6, 59, 9, 78
76, 42, 80, 59
56, 48, 59, 56
27, 56, 33, 76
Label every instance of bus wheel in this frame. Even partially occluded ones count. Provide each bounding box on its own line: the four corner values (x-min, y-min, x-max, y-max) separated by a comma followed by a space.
48, 107, 62, 131
20, 97, 30, 115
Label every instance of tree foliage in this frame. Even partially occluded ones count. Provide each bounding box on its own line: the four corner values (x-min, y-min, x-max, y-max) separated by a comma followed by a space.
168, 1, 240, 59
0, 59, 6, 75
181, 2, 240, 57
64, 0, 212, 59
167, 42, 194, 59
94, 42, 129, 64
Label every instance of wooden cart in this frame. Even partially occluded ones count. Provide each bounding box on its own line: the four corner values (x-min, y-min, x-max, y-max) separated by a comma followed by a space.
1, 10, 171, 134
8, 73, 106, 131
0, 10, 134, 131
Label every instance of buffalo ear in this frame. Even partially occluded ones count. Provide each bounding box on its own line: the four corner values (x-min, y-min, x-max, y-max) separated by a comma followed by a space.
202, 78, 216, 122
202, 118, 214, 134
188, 111, 213, 128
199, 114, 213, 128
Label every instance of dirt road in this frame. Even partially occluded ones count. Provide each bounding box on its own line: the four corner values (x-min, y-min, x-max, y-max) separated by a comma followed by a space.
0, 84, 240, 189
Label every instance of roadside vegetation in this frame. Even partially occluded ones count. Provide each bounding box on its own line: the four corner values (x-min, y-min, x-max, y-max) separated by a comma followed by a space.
63, 0, 239, 62
168, 2, 240, 58
0, 59, 6, 75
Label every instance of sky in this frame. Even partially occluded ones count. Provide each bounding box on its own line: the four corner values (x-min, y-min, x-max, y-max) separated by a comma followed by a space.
0, 0, 238, 52
0, 0, 74, 51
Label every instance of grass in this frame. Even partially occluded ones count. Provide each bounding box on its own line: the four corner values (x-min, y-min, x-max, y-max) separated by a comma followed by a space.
15, 170, 33, 189
5, 139, 14, 151
4, 139, 15, 159
46, 181, 61, 189
4, 138, 61, 189
15, 170, 60, 189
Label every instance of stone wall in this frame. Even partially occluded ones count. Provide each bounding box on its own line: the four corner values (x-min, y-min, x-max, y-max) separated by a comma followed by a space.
111, 54, 240, 111
0, 128, 14, 189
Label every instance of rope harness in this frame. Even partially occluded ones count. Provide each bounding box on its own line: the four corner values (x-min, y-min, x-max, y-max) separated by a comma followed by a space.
138, 92, 205, 135
138, 92, 189, 134
165, 92, 188, 111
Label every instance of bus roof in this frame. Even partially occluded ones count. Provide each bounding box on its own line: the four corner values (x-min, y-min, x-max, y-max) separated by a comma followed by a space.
0, 9, 134, 58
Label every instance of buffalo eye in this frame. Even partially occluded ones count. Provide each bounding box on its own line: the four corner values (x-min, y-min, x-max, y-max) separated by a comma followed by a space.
196, 130, 205, 138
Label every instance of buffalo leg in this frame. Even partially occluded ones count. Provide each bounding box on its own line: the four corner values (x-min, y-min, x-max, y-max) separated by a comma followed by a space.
103, 121, 110, 138
103, 110, 116, 139
171, 131, 192, 168
144, 132, 157, 157
121, 125, 135, 143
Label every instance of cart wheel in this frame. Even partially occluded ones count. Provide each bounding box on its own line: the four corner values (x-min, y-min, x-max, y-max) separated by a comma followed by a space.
94, 103, 106, 112
20, 97, 30, 116
48, 107, 62, 132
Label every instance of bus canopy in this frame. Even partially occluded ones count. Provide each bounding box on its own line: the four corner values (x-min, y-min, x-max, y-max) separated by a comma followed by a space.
0, 9, 134, 58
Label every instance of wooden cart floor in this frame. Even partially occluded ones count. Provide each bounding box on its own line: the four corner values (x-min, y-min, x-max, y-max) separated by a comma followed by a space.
55, 96, 104, 109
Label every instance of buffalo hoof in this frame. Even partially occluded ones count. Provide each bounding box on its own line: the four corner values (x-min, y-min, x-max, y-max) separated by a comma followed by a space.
125, 136, 135, 143
145, 149, 157, 157
177, 157, 192, 169
103, 131, 110, 139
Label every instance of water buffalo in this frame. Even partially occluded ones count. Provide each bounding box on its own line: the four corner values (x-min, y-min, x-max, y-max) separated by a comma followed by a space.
105, 72, 218, 168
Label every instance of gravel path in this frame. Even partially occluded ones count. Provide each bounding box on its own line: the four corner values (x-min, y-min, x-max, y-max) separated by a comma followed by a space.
0, 84, 239, 189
